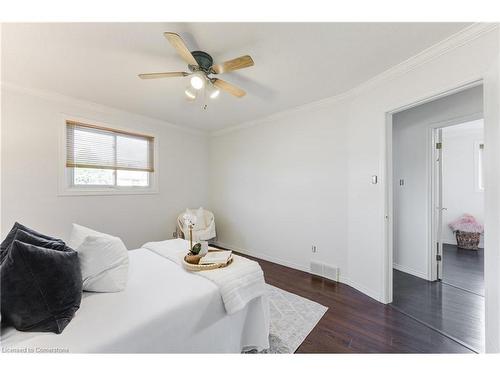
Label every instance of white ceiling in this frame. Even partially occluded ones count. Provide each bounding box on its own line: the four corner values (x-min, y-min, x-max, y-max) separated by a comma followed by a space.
2, 22, 472, 131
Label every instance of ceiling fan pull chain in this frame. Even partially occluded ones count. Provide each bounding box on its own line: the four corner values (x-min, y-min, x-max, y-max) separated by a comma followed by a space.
202, 86, 208, 110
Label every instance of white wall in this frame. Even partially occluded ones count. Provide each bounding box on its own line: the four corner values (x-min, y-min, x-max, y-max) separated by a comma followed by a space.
209, 25, 500, 351
209, 99, 349, 277
442, 121, 484, 246
1, 85, 209, 249
392, 87, 483, 280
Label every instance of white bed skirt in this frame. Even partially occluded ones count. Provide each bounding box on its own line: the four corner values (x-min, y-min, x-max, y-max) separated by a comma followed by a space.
1, 249, 270, 353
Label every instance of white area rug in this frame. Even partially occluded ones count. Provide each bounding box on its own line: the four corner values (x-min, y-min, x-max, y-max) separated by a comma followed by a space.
245, 284, 328, 354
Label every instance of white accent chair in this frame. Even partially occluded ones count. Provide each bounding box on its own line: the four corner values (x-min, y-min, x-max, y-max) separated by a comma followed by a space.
176, 207, 216, 242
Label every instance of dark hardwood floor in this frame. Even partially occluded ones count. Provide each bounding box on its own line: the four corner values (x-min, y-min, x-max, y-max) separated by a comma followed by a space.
443, 244, 484, 296
243, 253, 474, 353
392, 269, 484, 353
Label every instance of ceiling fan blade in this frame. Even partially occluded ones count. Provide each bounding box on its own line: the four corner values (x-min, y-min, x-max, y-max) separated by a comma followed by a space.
212, 78, 246, 98
164, 32, 198, 67
211, 55, 254, 74
138, 72, 189, 79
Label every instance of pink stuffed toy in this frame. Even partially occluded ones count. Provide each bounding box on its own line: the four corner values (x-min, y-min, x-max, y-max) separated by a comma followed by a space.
449, 214, 484, 233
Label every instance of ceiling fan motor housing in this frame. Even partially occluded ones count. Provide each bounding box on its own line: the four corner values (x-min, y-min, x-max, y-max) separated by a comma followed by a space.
190, 51, 214, 73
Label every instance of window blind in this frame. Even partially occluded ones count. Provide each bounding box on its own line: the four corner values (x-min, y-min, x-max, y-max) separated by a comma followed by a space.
66, 120, 154, 172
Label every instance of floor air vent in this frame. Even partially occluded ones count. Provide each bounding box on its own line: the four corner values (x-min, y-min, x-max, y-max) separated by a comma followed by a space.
310, 261, 339, 282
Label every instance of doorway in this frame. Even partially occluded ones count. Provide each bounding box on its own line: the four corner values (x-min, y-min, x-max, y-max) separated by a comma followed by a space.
390, 85, 485, 353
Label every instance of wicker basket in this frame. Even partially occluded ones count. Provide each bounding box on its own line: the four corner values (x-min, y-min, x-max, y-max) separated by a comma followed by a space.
455, 230, 481, 250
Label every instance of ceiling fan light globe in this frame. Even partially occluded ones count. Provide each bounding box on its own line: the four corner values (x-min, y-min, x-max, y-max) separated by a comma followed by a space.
190, 74, 205, 90
185, 88, 197, 101
209, 88, 220, 99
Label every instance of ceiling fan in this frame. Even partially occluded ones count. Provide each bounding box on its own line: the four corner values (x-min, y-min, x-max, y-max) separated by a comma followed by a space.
138, 32, 254, 101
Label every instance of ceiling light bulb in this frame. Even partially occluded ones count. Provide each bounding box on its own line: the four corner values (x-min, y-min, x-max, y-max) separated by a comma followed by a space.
185, 87, 196, 101
209, 87, 220, 99
190, 73, 205, 90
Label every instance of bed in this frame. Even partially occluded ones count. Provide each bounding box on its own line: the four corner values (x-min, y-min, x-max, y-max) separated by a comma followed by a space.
0, 248, 270, 353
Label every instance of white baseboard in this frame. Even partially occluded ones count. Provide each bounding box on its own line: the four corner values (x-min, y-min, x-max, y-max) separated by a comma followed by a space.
340, 276, 382, 302
393, 262, 429, 280
213, 240, 383, 303
212, 241, 310, 273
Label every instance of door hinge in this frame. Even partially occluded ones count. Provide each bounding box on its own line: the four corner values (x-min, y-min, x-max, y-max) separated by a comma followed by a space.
436, 254, 442, 261
436, 142, 442, 149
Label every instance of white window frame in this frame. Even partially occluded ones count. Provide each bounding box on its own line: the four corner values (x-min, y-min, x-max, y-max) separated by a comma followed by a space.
58, 115, 159, 196
474, 140, 485, 193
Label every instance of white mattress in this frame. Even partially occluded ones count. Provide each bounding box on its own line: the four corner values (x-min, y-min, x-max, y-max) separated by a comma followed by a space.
0, 249, 270, 353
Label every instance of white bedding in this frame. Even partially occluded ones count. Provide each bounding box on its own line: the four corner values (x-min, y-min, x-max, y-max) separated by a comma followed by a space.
0, 249, 270, 353
142, 239, 266, 314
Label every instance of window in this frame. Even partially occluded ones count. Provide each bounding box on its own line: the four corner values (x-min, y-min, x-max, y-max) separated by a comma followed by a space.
474, 141, 484, 192
64, 120, 156, 194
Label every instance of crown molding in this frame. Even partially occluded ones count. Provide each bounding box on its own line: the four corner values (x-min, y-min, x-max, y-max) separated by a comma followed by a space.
1, 81, 208, 137
348, 22, 498, 97
211, 22, 499, 137
2, 23, 497, 139
211, 88, 353, 137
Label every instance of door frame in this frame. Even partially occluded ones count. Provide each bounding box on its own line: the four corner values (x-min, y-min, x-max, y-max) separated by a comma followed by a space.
384, 79, 483, 303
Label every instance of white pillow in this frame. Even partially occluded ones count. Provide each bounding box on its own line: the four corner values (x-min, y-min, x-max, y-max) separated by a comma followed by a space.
69, 224, 129, 292
68, 223, 110, 250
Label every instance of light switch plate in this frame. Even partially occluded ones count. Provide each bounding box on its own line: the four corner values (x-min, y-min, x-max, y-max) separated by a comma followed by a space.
371, 175, 378, 184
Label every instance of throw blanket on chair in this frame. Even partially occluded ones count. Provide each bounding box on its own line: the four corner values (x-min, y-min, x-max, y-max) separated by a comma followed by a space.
141, 239, 266, 314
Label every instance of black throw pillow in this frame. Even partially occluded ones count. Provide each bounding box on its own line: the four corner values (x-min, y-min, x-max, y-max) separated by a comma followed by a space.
11, 228, 67, 251
0, 240, 83, 333
0, 222, 65, 264
1, 222, 64, 251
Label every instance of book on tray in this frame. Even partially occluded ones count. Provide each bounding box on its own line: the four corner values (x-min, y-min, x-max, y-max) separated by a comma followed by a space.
199, 250, 232, 265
